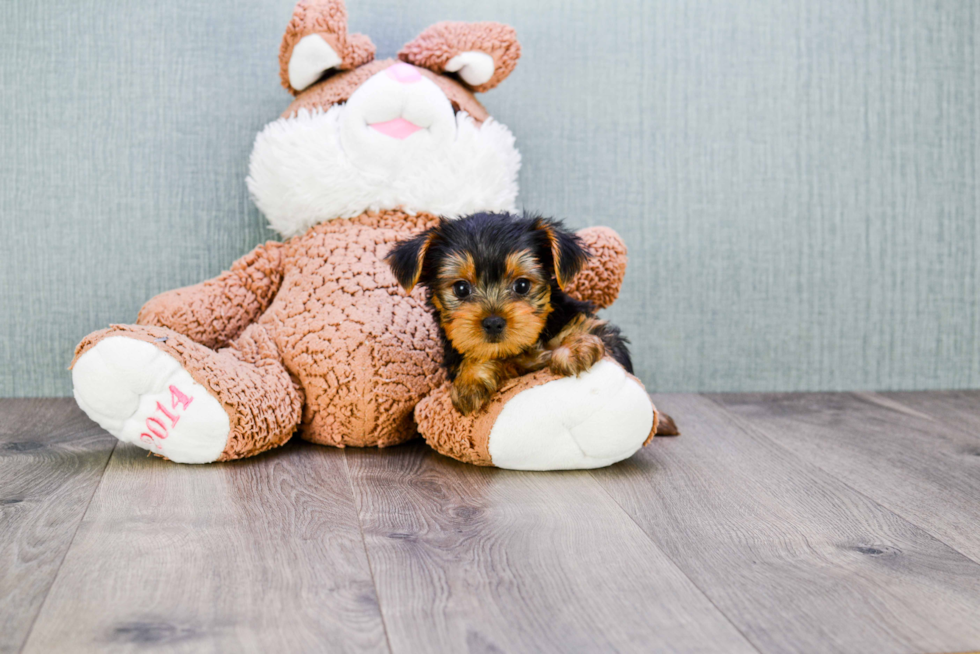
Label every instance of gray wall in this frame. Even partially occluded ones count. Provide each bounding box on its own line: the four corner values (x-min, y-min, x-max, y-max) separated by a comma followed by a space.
1, 0, 977, 397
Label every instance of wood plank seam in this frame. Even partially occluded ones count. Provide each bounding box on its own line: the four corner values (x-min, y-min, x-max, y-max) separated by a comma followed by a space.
867, 391, 980, 443
587, 470, 766, 654
15, 440, 116, 654
344, 449, 395, 654
851, 392, 939, 423
701, 393, 980, 568
592, 393, 980, 652
344, 442, 760, 652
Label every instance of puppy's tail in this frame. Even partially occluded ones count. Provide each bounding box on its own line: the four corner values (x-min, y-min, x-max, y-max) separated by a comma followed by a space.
593, 321, 633, 374
654, 412, 680, 436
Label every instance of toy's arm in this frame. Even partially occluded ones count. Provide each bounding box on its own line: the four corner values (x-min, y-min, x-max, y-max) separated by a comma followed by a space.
136, 242, 286, 349
566, 227, 628, 310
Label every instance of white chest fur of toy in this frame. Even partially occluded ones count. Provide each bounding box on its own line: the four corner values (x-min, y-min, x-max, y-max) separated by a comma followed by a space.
72, 337, 229, 464
487, 360, 654, 470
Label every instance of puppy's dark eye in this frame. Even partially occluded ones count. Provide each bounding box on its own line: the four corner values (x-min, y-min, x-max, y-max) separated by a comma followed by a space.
452, 280, 471, 299
513, 278, 531, 295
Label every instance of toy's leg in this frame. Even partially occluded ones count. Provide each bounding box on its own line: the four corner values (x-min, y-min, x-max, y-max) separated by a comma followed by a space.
415, 359, 673, 470
71, 324, 302, 463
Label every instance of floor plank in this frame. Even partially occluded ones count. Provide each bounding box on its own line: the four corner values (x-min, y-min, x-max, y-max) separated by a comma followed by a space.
0, 399, 115, 654
20, 438, 389, 654
345, 442, 757, 654
711, 391, 980, 565
878, 390, 980, 436
592, 394, 980, 654
9, 395, 980, 653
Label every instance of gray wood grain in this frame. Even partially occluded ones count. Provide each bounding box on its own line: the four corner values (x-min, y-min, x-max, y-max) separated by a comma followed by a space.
9, 395, 980, 653
0, 399, 115, 654
878, 390, 980, 436
20, 439, 389, 654
592, 394, 980, 654
345, 442, 757, 654
711, 392, 980, 565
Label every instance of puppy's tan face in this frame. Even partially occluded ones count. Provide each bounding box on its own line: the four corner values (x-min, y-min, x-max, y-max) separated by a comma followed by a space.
433, 249, 552, 361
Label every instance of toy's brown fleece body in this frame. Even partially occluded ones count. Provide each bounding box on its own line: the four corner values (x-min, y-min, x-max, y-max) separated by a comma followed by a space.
73, 209, 630, 461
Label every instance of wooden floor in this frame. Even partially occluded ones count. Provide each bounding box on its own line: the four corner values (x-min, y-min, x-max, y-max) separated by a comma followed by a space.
2, 393, 980, 654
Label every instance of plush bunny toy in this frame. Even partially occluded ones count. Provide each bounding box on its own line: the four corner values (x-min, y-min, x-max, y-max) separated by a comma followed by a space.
70, 0, 669, 469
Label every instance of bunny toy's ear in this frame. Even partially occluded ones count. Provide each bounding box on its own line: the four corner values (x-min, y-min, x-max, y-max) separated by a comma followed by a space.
398, 22, 521, 93
279, 0, 375, 94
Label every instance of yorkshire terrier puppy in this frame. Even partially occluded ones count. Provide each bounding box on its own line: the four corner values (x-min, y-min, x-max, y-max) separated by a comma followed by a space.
385, 212, 634, 416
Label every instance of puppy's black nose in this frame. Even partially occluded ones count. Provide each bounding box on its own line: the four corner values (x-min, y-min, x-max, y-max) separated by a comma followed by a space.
482, 315, 506, 337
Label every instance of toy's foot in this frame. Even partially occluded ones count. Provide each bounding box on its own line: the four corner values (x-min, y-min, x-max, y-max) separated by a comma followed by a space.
488, 360, 655, 469
416, 359, 658, 470
72, 336, 229, 464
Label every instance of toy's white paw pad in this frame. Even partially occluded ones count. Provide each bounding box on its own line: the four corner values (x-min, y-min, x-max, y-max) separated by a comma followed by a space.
72, 336, 229, 463
487, 359, 654, 470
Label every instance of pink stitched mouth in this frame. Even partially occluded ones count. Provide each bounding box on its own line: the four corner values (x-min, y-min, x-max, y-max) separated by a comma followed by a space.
369, 117, 423, 140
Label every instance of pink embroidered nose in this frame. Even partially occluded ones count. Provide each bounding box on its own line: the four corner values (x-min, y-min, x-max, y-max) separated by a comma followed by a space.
370, 117, 423, 140
386, 62, 422, 83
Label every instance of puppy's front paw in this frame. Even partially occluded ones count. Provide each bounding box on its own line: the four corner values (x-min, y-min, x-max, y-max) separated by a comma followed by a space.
510, 346, 551, 375
450, 381, 492, 415
549, 334, 605, 377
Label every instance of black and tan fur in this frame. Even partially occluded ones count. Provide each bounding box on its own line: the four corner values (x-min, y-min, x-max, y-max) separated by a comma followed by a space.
386, 212, 634, 415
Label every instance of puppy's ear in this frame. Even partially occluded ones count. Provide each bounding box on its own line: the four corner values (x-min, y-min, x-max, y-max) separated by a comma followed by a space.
385, 230, 437, 293
532, 217, 589, 290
